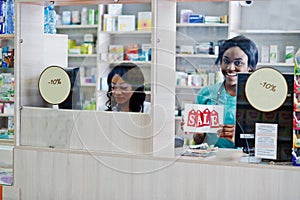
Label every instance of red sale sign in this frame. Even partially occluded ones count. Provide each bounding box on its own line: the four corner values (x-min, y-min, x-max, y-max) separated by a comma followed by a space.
184, 104, 224, 133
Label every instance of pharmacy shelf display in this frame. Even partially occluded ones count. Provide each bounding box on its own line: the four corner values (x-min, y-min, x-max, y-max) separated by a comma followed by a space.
55, 3, 152, 110
175, 1, 229, 115
0, 34, 14, 186
55, 5, 99, 108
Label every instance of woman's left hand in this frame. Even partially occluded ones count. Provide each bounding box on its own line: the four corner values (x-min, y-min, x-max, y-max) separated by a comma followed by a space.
217, 124, 235, 142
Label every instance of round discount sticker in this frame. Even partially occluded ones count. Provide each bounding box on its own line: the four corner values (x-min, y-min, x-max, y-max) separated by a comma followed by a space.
38, 66, 71, 105
245, 67, 288, 112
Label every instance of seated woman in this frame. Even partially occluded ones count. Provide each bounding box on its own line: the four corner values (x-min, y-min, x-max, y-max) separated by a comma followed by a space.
105, 62, 150, 113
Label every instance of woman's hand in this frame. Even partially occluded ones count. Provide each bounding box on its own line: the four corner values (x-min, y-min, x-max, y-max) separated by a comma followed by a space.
217, 124, 235, 142
181, 117, 205, 144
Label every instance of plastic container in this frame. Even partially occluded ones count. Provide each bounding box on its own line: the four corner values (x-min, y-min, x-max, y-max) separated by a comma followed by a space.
88, 9, 95, 25
44, 5, 49, 33
5, 0, 14, 34
48, 4, 56, 34
294, 48, 300, 74
0, 0, 6, 34
1, 46, 8, 68
81, 7, 88, 25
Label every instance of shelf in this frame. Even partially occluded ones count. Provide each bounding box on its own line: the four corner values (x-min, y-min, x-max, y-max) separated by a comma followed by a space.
0, 113, 14, 117
0, 139, 14, 146
232, 29, 300, 34
176, 85, 202, 89
0, 68, 14, 73
57, 24, 98, 29
176, 54, 217, 59
100, 30, 152, 35
81, 83, 97, 87
176, 23, 228, 27
101, 60, 151, 67
68, 54, 97, 58
98, 90, 151, 95
0, 100, 14, 103
16, 0, 151, 6
257, 62, 294, 67
0, 34, 14, 39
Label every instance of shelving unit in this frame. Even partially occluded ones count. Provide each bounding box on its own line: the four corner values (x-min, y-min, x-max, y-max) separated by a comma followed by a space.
4, 0, 300, 199
0, 34, 15, 187
175, 0, 300, 112
175, 2, 228, 117
229, 0, 300, 73
55, 5, 100, 107
55, 3, 153, 110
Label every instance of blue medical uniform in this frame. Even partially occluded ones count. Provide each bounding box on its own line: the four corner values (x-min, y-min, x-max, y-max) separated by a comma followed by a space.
196, 82, 236, 148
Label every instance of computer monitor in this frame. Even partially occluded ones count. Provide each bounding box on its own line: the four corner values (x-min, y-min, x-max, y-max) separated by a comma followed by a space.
58, 67, 82, 110
235, 72, 294, 161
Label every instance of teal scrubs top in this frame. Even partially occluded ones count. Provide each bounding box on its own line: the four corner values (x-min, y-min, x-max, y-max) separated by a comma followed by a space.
196, 82, 236, 148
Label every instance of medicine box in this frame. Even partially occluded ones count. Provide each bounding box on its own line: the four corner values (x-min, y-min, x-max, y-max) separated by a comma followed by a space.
261, 46, 269, 63
62, 11, 71, 25
180, 9, 193, 23
180, 45, 194, 54
118, 15, 135, 32
204, 16, 220, 23
188, 14, 205, 23
108, 4, 123, 15
103, 14, 117, 32
138, 12, 152, 30
269, 45, 278, 63
285, 46, 294, 64
108, 45, 124, 61
125, 44, 139, 61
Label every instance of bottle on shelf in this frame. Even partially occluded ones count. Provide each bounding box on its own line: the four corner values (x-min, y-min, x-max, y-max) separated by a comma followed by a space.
44, 4, 49, 33
81, 7, 88, 25
0, 0, 6, 34
48, 4, 56, 34
295, 48, 300, 74
5, 0, 14, 34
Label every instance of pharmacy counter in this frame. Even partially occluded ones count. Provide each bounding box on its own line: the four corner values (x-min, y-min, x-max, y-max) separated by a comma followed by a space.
10, 146, 300, 200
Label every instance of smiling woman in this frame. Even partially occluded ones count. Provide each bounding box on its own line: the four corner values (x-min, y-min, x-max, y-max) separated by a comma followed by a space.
105, 62, 150, 113
192, 35, 259, 148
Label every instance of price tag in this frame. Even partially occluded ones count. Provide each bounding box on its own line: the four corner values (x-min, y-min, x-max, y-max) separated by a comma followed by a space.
38, 66, 71, 105
245, 67, 288, 112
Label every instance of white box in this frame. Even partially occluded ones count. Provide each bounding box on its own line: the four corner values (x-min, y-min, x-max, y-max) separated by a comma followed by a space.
180, 9, 193, 23
261, 46, 269, 63
117, 15, 135, 32
103, 14, 117, 32
180, 45, 194, 54
285, 46, 294, 64
108, 4, 123, 15
62, 11, 71, 25
138, 12, 152, 30
269, 45, 278, 63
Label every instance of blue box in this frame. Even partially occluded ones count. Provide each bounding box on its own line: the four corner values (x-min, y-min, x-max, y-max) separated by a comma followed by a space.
188, 14, 205, 23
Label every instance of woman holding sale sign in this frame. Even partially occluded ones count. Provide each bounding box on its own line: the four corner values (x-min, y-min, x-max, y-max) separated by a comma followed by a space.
186, 35, 258, 148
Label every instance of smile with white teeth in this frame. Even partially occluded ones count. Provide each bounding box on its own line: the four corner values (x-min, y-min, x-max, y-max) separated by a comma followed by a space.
225, 72, 237, 77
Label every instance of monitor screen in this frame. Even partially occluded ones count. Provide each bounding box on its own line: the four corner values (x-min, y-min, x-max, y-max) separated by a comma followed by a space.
58, 67, 82, 110
235, 72, 294, 161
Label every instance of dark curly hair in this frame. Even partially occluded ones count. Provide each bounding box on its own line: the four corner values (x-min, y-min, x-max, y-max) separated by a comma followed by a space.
215, 35, 258, 71
106, 62, 146, 112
